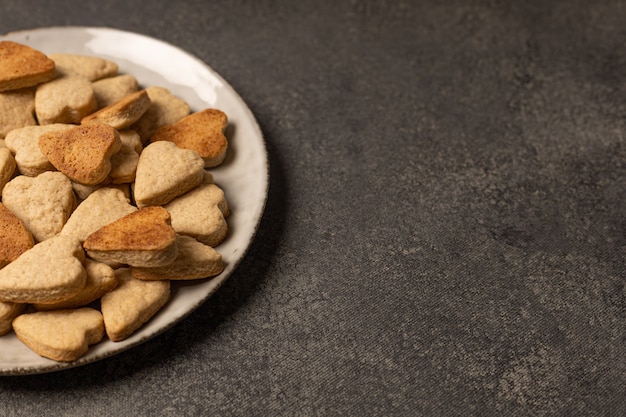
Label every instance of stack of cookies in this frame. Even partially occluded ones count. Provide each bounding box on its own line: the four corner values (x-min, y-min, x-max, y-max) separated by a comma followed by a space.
0, 41, 231, 362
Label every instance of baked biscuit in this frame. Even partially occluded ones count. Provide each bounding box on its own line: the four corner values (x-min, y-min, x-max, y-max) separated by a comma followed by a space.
92, 74, 138, 109
0, 203, 34, 269
12, 308, 104, 362
4, 124, 74, 176
2, 171, 76, 242
108, 130, 142, 184
0, 147, 16, 190
131, 86, 190, 142
61, 187, 137, 242
0, 301, 25, 336
164, 172, 230, 247
48, 53, 118, 81
71, 182, 131, 202
0, 235, 86, 304
38, 123, 122, 185
151, 108, 228, 167
133, 140, 205, 208
131, 235, 223, 281
0, 88, 36, 138
81, 89, 151, 130
101, 268, 169, 342
34, 259, 117, 311
35, 75, 97, 125
0, 41, 56, 92
83, 206, 178, 267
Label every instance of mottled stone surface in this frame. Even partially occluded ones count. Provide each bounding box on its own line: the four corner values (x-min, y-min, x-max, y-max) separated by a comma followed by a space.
1, 1, 625, 416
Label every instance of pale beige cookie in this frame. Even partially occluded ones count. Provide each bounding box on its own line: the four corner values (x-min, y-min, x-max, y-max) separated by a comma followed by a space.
133, 140, 205, 208
108, 130, 142, 184
0, 88, 36, 138
83, 206, 178, 267
48, 53, 118, 81
2, 171, 76, 242
131, 86, 190, 142
0, 41, 56, 92
81, 89, 151, 130
38, 123, 122, 185
0, 147, 16, 190
34, 259, 117, 311
4, 124, 74, 176
35, 75, 97, 125
71, 181, 131, 202
131, 235, 223, 281
101, 268, 169, 342
92, 74, 138, 108
164, 172, 230, 247
61, 187, 137, 242
0, 235, 86, 304
151, 108, 228, 168
0, 301, 25, 336
12, 307, 104, 362
0, 203, 34, 269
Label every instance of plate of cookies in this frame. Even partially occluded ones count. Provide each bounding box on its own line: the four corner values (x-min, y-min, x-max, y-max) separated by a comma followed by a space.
0, 27, 268, 374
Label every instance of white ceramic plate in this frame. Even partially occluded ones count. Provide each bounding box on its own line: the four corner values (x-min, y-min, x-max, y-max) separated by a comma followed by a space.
0, 27, 268, 375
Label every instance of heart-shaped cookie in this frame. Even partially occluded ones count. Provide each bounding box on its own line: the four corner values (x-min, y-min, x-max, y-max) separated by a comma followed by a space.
0, 88, 36, 138
133, 140, 205, 208
34, 259, 117, 311
101, 268, 169, 342
0, 235, 86, 304
0, 203, 34, 269
5, 124, 74, 177
0, 301, 25, 336
83, 206, 178, 267
39, 123, 122, 185
61, 187, 137, 242
164, 172, 230, 247
2, 171, 76, 242
12, 308, 104, 362
0, 41, 56, 92
81, 89, 151, 129
131, 235, 223, 281
150, 108, 228, 168
48, 53, 118, 81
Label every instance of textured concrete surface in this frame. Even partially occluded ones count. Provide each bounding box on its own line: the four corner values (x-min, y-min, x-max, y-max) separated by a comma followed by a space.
0, 1, 625, 416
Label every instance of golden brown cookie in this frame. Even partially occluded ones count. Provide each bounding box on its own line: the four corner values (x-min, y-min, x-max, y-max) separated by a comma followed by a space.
151, 108, 228, 167
4, 124, 74, 177
100, 268, 169, 342
83, 206, 178, 267
0, 41, 56, 92
81, 89, 151, 130
0, 147, 16, 190
0, 203, 34, 269
12, 307, 104, 362
38, 123, 122, 185
131, 86, 190, 142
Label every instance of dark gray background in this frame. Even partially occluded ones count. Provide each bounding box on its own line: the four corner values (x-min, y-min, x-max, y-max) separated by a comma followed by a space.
1, 1, 625, 416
